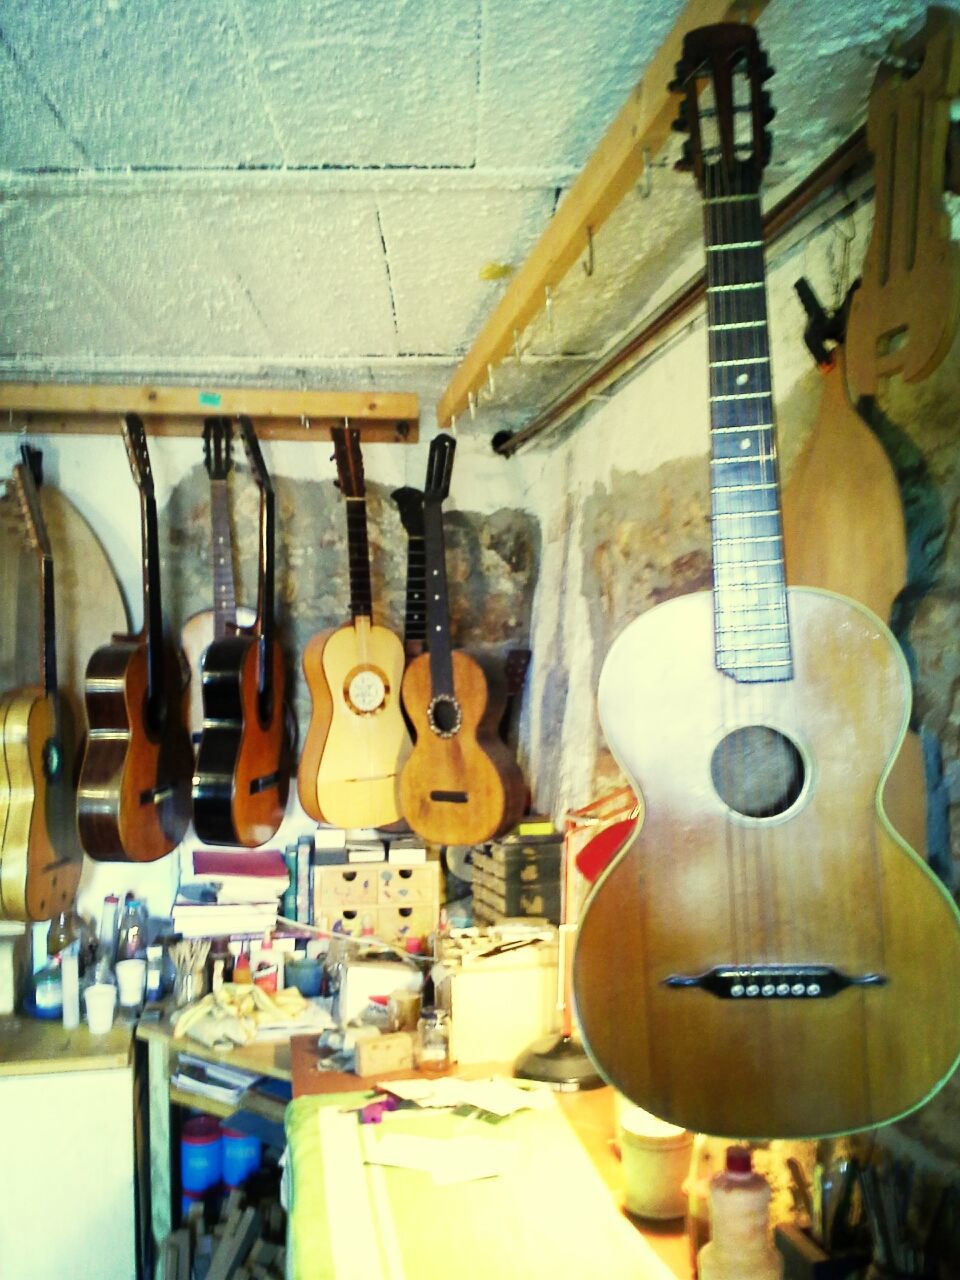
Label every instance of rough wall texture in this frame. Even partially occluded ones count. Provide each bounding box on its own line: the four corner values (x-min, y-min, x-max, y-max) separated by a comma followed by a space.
160, 467, 539, 736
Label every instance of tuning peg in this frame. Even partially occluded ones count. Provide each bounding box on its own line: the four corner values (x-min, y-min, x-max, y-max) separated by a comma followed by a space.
672, 101, 690, 133
761, 92, 776, 124
763, 131, 773, 164
669, 56, 689, 92
674, 140, 694, 173
759, 55, 775, 83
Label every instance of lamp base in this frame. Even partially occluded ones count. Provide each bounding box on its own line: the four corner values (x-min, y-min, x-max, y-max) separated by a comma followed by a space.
514, 1032, 604, 1091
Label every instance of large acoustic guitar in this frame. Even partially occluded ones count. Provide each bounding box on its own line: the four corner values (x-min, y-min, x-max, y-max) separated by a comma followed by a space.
299, 426, 410, 829
78, 416, 192, 861
0, 451, 82, 920
399, 434, 525, 845
572, 25, 960, 1139
180, 418, 256, 746
193, 417, 289, 847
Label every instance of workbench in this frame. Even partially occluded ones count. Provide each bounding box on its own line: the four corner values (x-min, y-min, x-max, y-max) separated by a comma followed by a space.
0, 1017, 137, 1280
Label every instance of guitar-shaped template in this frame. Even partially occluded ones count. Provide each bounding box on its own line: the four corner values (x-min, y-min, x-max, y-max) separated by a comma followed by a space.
572, 24, 960, 1139
0, 451, 82, 919
391, 485, 427, 660
299, 427, 410, 829
193, 417, 289, 847
78, 416, 192, 861
181, 418, 256, 745
399, 434, 525, 845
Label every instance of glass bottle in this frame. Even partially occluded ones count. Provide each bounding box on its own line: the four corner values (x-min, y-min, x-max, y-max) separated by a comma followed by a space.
93, 894, 120, 984
47, 910, 76, 957
116, 898, 148, 961
417, 1007, 451, 1075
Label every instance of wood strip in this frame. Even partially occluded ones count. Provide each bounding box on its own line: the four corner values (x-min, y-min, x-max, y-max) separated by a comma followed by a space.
436, 0, 767, 429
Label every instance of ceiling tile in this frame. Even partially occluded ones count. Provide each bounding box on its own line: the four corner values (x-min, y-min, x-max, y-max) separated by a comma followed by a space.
378, 188, 554, 353
237, 0, 480, 167
477, 0, 684, 170
0, 0, 280, 167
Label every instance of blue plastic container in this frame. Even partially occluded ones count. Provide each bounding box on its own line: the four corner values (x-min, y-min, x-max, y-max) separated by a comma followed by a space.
181, 1116, 222, 1193
222, 1127, 262, 1188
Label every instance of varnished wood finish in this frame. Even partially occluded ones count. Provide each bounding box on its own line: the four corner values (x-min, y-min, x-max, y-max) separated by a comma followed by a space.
180, 607, 256, 742
296, 628, 335, 822
0, 688, 81, 920
573, 588, 960, 1138
78, 639, 192, 861
193, 637, 288, 847
311, 618, 410, 829
783, 351, 926, 854
399, 649, 525, 845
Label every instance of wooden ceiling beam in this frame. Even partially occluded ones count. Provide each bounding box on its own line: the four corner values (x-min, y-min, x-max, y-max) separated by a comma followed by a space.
0, 383, 418, 443
436, 0, 766, 431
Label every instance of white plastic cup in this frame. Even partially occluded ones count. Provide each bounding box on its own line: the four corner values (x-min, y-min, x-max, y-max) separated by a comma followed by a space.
115, 958, 146, 1008
84, 982, 117, 1034
61, 945, 80, 1030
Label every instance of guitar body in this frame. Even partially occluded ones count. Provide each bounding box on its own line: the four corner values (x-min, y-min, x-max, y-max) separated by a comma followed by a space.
400, 649, 525, 845
181, 605, 257, 743
78, 638, 192, 862
193, 636, 289, 847
312, 619, 410, 829
0, 687, 80, 920
573, 588, 960, 1138
297, 628, 335, 823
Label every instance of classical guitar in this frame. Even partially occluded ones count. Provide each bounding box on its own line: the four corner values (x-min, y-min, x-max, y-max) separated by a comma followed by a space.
193, 417, 289, 847
572, 24, 960, 1139
399, 434, 525, 845
299, 427, 410, 829
391, 485, 427, 660
0, 450, 82, 920
78, 416, 192, 861
180, 418, 256, 745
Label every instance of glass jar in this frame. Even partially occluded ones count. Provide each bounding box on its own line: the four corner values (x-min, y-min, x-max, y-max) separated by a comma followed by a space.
417, 1007, 451, 1075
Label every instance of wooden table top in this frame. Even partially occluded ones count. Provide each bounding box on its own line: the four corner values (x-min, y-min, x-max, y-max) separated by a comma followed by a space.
0, 1016, 133, 1075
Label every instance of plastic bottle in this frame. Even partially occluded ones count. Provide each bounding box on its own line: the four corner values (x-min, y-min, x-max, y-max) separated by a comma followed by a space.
697, 1146, 783, 1280
93, 894, 120, 984
116, 898, 148, 961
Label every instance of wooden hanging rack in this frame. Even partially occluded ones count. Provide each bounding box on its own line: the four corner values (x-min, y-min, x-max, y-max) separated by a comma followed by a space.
0, 383, 418, 443
436, 0, 767, 431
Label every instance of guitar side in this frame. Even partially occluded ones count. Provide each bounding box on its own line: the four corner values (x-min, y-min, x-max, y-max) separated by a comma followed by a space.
297, 628, 335, 823
0, 688, 81, 921
572, 588, 960, 1138
78, 639, 192, 862
399, 649, 524, 846
181, 605, 257, 743
193, 636, 289, 847
313, 620, 410, 829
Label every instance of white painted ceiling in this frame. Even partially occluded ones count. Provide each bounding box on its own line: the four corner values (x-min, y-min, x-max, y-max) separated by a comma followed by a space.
1, 0, 955, 433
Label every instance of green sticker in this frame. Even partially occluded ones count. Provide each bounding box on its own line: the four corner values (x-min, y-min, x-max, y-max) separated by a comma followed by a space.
199, 392, 222, 407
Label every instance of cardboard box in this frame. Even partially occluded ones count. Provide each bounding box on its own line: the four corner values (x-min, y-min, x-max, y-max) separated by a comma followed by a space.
377, 903, 437, 946
314, 865, 379, 907
375, 862, 440, 904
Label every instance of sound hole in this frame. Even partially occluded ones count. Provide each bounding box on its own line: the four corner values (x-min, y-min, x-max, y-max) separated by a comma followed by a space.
428, 694, 462, 738
711, 725, 805, 819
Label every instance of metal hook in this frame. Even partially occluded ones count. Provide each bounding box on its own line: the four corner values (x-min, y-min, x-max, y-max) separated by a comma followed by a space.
467, 392, 477, 421
582, 226, 594, 278
487, 363, 496, 396
513, 329, 523, 363
450, 413, 457, 432
641, 147, 653, 199
545, 284, 554, 333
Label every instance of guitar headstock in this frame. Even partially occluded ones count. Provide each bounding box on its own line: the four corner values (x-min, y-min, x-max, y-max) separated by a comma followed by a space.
504, 646, 532, 698
10, 449, 51, 562
121, 413, 155, 499
203, 417, 233, 481
331, 425, 365, 499
670, 23, 774, 193
237, 415, 273, 495
391, 485, 425, 538
423, 432, 456, 505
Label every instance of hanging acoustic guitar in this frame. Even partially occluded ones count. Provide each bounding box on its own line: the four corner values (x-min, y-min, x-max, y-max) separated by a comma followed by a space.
0, 450, 82, 920
78, 415, 192, 861
572, 24, 960, 1139
180, 418, 256, 746
193, 416, 289, 847
391, 485, 427, 661
298, 426, 410, 829
398, 434, 525, 845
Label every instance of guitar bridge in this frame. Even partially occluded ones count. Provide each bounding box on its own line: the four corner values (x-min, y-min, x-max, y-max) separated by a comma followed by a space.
139, 783, 174, 806
663, 965, 888, 1000
249, 771, 281, 795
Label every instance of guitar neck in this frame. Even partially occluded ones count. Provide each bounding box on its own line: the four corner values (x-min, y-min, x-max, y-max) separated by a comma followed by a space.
423, 500, 455, 699
41, 552, 57, 697
404, 533, 427, 649
345, 497, 373, 621
257, 481, 276, 699
210, 477, 238, 637
141, 487, 166, 709
703, 165, 791, 684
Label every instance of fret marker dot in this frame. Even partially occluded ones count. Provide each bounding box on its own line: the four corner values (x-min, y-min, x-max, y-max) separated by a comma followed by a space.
736, 372, 750, 385
740, 437, 752, 450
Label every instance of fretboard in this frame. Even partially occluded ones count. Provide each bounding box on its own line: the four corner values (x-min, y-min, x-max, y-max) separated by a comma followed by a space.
424, 501, 454, 700
703, 165, 791, 684
210, 478, 238, 639
404, 534, 427, 647
141, 489, 166, 714
345, 497, 373, 619
41, 552, 57, 697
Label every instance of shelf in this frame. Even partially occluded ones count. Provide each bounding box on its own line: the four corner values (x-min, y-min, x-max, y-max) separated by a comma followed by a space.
0, 382, 419, 443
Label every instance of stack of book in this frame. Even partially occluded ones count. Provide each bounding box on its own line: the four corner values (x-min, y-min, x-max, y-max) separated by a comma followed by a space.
171, 849, 288, 938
